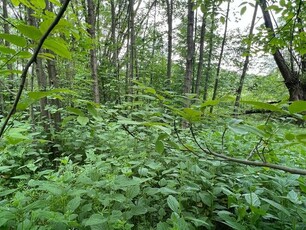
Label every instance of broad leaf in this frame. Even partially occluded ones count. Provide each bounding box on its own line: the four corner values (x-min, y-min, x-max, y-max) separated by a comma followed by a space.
167, 195, 180, 213
77, 116, 89, 126
241, 101, 282, 112
262, 198, 290, 216
244, 193, 261, 207
30, 0, 46, 9
0, 34, 27, 47
84, 214, 107, 226
17, 24, 42, 41
288, 101, 306, 113
43, 38, 71, 59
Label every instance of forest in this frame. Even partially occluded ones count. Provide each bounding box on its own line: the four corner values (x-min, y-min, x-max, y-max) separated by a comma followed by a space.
0, 0, 306, 229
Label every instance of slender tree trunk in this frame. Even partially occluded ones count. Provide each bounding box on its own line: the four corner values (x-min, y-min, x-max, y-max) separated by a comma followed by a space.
234, 2, 258, 115
110, 0, 121, 103
86, 0, 100, 103
166, 0, 173, 85
195, 13, 206, 96
128, 0, 135, 96
47, 59, 61, 131
203, 4, 215, 101
192, 9, 198, 93
150, 1, 157, 85
259, 0, 306, 100
183, 0, 195, 95
2, 0, 14, 102
210, 0, 230, 112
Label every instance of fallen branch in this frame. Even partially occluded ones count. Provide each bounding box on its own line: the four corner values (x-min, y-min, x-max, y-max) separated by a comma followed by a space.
189, 124, 306, 175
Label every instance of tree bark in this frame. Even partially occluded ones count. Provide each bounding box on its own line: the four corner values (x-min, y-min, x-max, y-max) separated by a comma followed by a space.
86, 0, 100, 103
203, 4, 215, 101
183, 0, 195, 95
166, 0, 173, 85
195, 13, 206, 96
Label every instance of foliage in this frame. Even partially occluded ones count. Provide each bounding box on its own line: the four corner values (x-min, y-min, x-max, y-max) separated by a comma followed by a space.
1, 0, 306, 229
1, 87, 306, 229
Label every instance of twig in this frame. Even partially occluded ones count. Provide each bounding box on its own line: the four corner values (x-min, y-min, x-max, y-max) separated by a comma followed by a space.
121, 124, 144, 141
189, 124, 306, 175
0, 0, 71, 138
190, 124, 213, 154
173, 119, 200, 157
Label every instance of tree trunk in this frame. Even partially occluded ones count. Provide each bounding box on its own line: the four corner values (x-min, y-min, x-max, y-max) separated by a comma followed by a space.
86, 0, 100, 103
195, 13, 206, 96
166, 0, 173, 85
110, 0, 121, 103
234, 2, 258, 115
259, 0, 306, 101
2, 0, 14, 102
203, 4, 215, 101
47, 59, 61, 131
183, 0, 195, 95
210, 0, 230, 112
128, 0, 135, 96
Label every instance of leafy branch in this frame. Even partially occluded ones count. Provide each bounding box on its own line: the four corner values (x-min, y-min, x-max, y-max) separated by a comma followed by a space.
0, 0, 71, 139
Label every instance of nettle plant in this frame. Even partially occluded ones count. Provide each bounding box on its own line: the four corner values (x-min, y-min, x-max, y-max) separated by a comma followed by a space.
2, 86, 306, 229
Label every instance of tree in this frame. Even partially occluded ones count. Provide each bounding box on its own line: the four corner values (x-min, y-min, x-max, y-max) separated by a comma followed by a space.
210, 0, 230, 112
84, 0, 100, 103
234, 2, 259, 114
166, 0, 174, 84
203, 2, 216, 101
183, 0, 195, 95
259, 0, 306, 101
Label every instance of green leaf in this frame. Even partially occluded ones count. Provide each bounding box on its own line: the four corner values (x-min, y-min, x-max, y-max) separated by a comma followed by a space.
155, 140, 164, 154
0, 34, 27, 47
220, 16, 225, 24
66, 196, 81, 212
285, 133, 295, 141
43, 38, 71, 59
11, 0, 21, 6
30, 0, 46, 9
126, 185, 140, 199
49, 0, 61, 6
87, 103, 98, 117
159, 187, 179, 195
218, 211, 246, 230
167, 195, 180, 214
77, 116, 89, 126
17, 51, 32, 58
130, 205, 147, 216
240, 6, 247, 15
201, 99, 220, 108
0, 189, 17, 197
244, 193, 261, 207
66, 107, 84, 116
0, 165, 14, 173
262, 198, 290, 216
287, 190, 301, 204
0, 46, 16, 54
38, 52, 56, 59
241, 101, 282, 112
288, 101, 306, 113
84, 214, 107, 226
181, 108, 202, 122
17, 24, 42, 41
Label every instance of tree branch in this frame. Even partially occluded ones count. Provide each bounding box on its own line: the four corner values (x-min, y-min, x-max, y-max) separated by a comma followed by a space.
189, 124, 306, 175
0, 0, 71, 139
